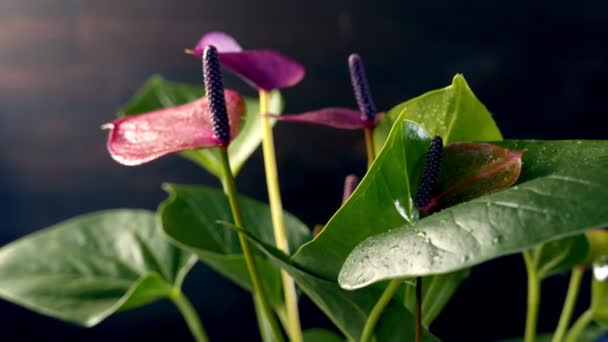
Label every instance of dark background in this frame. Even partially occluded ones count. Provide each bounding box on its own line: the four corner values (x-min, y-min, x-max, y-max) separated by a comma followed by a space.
0, 0, 606, 340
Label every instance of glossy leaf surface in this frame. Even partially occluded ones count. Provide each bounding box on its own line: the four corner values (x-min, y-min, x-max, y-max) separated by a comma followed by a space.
159, 184, 310, 310
118, 75, 283, 176
0, 210, 195, 326
340, 140, 608, 289
373, 74, 502, 154
292, 120, 432, 281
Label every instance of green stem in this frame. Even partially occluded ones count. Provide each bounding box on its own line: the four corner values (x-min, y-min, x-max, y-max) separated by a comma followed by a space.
564, 309, 593, 342
259, 89, 303, 342
363, 127, 375, 169
552, 268, 584, 342
360, 279, 403, 342
523, 250, 541, 342
415, 277, 422, 342
219, 147, 285, 342
170, 288, 209, 342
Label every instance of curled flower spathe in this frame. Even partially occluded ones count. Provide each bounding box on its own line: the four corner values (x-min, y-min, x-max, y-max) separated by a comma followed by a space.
186, 32, 306, 91
104, 90, 244, 166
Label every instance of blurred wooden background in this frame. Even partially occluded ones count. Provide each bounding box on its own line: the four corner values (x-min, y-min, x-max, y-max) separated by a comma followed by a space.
0, 0, 606, 340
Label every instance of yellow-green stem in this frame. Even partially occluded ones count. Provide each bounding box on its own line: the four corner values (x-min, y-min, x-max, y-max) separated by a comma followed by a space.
170, 288, 209, 342
564, 309, 593, 342
360, 279, 403, 342
364, 127, 375, 169
523, 250, 541, 342
552, 268, 584, 342
219, 147, 284, 342
259, 89, 303, 342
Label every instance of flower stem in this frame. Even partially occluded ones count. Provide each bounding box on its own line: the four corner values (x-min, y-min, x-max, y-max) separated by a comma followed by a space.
170, 288, 209, 342
415, 276, 423, 342
219, 147, 285, 342
564, 309, 593, 342
552, 268, 584, 342
259, 89, 303, 342
360, 279, 402, 342
523, 250, 541, 342
364, 127, 375, 169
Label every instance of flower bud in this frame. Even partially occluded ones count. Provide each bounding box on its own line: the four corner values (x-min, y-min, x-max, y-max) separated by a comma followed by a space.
342, 174, 360, 205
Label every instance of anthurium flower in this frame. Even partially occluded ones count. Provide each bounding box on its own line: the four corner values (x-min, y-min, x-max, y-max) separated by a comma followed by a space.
104, 89, 244, 166
186, 31, 305, 91
266, 109, 384, 130
264, 53, 383, 130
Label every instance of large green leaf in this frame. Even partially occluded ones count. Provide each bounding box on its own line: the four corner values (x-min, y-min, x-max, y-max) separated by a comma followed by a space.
373, 74, 502, 154
592, 256, 608, 326
118, 75, 283, 177
223, 224, 438, 342
292, 120, 431, 281
401, 269, 470, 326
159, 184, 311, 311
339, 139, 608, 289
0, 210, 195, 326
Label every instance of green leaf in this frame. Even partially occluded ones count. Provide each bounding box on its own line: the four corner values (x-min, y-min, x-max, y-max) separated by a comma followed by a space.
292, 120, 431, 281
373, 74, 502, 154
401, 270, 470, 326
223, 224, 439, 342
0, 210, 195, 326
118, 75, 283, 177
159, 184, 311, 311
339, 139, 608, 289
529, 235, 589, 279
303, 329, 344, 342
592, 256, 608, 326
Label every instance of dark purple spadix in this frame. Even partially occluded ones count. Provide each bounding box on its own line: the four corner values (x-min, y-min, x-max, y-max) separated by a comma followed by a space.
348, 54, 377, 125
415, 136, 443, 211
203, 45, 230, 145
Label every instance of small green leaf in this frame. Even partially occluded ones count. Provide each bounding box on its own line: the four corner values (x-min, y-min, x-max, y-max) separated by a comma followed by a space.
118, 75, 283, 177
374, 74, 502, 153
530, 235, 590, 279
592, 256, 608, 326
0, 210, 195, 326
159, 184, 311, 311
401, 270, 470, 326
339, 139, 608, 289
303, 328, 344, 342
223, 224, 439, 342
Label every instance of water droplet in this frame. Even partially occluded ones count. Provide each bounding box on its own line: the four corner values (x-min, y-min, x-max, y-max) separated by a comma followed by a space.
593, 256, 608, 282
